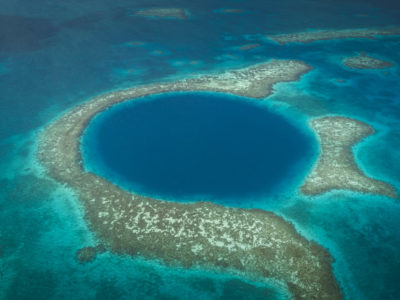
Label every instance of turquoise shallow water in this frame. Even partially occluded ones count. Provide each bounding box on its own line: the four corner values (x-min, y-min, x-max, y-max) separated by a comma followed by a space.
83, 92, 315, 205
1, 0, 400, 299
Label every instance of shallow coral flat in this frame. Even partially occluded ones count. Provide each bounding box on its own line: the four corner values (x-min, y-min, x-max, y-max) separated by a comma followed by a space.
301, 116, 397, 198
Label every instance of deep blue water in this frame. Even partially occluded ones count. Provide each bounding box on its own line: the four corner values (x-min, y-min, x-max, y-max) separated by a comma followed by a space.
83, 93, 314, 203
1, 0, 400, 299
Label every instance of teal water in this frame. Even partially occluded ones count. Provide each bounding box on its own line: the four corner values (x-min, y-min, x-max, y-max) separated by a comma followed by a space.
1, 0, 400, 299
83, 93, 315, 204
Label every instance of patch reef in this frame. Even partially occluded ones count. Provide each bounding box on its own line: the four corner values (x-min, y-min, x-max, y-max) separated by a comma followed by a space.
133, 8, 188, 19
302, 116, 397, 198
267, 27, 400, 44
37, 60, 343, 300
343, 52, 394, 69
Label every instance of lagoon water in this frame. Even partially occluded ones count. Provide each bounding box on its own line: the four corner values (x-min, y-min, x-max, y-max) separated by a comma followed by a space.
83, 93, 314, 203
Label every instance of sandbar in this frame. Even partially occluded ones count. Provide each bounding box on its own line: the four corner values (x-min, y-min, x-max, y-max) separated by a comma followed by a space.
267, 27, 400, 45
301, 116, 397, 198
343, 52, 394, 69
36, 60, 343, 299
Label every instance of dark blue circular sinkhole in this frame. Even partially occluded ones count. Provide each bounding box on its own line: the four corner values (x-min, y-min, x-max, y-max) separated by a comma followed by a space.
83, 92, 315, 204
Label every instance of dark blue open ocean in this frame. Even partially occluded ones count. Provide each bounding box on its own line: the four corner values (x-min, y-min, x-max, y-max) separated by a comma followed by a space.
1, 0, 400, 299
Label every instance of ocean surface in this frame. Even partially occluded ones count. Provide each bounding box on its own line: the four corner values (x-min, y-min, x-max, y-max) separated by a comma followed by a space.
0, 0, 400, 299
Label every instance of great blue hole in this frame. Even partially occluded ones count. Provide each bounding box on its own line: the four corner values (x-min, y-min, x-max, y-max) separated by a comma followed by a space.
82, 92, 315, 205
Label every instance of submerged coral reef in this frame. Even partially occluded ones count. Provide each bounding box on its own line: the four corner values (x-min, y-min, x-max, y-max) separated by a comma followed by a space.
267, 27, 400, 44
343, 52, 394, 69
133, 8, 189, 20
37, 60, 345, 299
